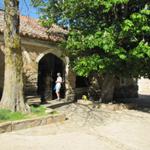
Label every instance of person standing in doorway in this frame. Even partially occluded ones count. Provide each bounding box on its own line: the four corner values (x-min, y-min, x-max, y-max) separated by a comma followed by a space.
55, 73, 62, 100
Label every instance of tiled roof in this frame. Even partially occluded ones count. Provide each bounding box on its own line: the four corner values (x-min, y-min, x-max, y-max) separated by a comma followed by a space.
0, 11, 68, 42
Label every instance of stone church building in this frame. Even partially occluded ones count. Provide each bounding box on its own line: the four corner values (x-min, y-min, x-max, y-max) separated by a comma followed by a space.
0, 11, 138, 101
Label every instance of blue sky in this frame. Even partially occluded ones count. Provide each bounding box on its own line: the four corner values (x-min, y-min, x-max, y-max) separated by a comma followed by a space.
0, 0, 39, 18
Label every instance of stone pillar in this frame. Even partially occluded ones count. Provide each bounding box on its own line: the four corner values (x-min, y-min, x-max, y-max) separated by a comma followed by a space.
65, 70, 76, 101
65, 57, 76, 101
22, 49, 38, 95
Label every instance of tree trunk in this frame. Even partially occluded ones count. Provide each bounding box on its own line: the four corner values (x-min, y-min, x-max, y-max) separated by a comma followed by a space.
0, 0, 30, 112
88, 73, 115, 103
100, 74, 115, 103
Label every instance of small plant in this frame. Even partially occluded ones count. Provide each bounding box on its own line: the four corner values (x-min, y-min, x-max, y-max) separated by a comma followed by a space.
82, 95, 88, 101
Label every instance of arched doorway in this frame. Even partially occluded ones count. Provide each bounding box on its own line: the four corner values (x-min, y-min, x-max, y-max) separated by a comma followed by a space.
37, 53, 65, 101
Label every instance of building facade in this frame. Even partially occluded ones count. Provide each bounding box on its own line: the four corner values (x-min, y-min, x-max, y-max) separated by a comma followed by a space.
0, 11, 138, 101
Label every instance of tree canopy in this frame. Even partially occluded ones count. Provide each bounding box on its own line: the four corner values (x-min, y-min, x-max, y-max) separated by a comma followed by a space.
32, 0, 150, 78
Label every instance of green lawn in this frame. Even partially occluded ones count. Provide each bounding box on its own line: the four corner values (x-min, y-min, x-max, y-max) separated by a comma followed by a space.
0, 106, 47, 123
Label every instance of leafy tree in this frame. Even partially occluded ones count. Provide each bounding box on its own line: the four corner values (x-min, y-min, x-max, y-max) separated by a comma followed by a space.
0, 0, 30, 112
32, 0, 150, 102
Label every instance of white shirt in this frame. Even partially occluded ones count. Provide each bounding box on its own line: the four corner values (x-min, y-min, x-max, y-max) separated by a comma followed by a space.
56, 76, 62, 84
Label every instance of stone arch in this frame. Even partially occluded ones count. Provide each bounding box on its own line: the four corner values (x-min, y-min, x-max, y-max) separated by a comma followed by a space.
36, 49, 67, 65
36, 48, 74, 101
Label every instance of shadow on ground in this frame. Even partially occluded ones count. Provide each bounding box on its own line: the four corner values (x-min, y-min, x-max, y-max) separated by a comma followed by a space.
26, 94, 150, 114
115, 94, 150, 113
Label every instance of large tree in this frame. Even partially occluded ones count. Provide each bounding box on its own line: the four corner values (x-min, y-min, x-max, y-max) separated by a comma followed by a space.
33, 0, 150, 102
0, 0, 30, 112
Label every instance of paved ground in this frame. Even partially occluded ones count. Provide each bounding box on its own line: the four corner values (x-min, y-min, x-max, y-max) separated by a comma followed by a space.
0, 102, 150, 150
0, 77, 150, 150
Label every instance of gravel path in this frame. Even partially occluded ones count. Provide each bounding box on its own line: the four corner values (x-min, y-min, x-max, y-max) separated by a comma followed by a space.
0, 103, 150, 150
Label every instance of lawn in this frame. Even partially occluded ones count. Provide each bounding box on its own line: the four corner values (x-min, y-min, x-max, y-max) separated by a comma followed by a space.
0, 106, 49, 123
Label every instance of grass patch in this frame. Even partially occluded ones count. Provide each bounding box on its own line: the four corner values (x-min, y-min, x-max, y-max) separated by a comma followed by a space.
0, 106, 47, 122
0, 109, 26, 121
31, 106, 46, 116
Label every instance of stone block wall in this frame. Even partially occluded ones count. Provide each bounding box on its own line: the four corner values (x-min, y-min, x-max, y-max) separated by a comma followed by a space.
0, 39, 76, 100
0, 42, 42, 96
22, 44, 46, 95
114, 78, 138, 99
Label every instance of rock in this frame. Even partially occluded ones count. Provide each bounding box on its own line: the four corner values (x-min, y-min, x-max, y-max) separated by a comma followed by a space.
45, 108, 54, 114
12, 118, 43, 131
77, 99, 93, 105
0, 122, 12, 133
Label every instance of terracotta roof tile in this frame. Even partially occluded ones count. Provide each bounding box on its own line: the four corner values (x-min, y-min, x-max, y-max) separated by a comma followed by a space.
0, 11, 68, 42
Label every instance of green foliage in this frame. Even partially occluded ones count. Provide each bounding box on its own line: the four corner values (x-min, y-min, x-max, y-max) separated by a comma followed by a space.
32, 0, 150, 78
31, 106, 46, 115
0, 109, 26, 121
0, 106, 46, 122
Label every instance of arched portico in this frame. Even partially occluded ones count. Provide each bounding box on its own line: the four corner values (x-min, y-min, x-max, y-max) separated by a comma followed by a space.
37, 53, 65, 100
36, 48, 75, 101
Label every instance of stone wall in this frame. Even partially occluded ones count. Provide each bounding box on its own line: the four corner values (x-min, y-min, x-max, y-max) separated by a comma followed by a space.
114, 78, 138, 99
22, 44, 76, 100
0, 38, 76, 100
74, 77, 138, 101
22, 44, 48, 95
0, 43, 45, 96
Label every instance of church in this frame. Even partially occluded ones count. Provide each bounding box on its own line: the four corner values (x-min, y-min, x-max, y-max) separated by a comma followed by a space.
0, 10, 138, 101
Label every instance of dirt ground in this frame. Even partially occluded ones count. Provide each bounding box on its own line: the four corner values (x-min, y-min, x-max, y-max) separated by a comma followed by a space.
0, 78, 150, 150
0, 102, 150, 150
